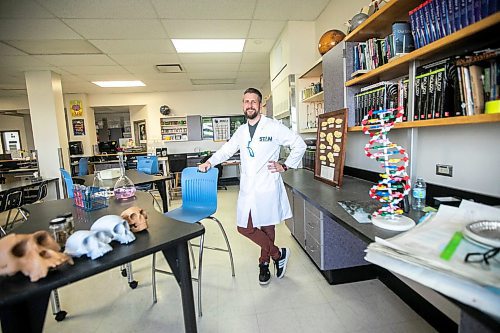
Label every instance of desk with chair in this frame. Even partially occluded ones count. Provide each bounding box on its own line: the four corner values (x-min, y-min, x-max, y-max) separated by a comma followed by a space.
0, 178, 60, 231
74, 170, 171, 213
0, 192, 204, 333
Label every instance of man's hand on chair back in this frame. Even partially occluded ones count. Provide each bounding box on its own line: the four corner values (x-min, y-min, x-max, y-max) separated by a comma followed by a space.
198, 161, 211, 173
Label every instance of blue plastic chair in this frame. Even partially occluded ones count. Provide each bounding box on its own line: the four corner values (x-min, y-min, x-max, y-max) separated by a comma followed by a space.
136, 156, 163, 209
78, 158, 89, 176
151, 167, 235, 317
60, 168, 74, 199
137, 155, 159, 175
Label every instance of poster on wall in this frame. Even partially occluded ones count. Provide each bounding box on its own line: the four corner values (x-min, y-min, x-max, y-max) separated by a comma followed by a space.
138, 122, 147, 143
72, 119, 86, 136
212, 117, 230, 141
202, 116, 214, 140
70, 100, 83, 117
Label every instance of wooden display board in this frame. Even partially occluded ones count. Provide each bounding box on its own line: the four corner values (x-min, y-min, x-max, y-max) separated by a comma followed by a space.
314, 108, 348, 187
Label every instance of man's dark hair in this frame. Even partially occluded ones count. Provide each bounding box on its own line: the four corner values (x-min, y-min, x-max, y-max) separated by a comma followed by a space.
243, 87, 262, 103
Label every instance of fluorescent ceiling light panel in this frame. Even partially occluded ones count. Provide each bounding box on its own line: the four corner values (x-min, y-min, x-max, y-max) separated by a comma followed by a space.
172, 39, 245, 53
92, 80, 145, 87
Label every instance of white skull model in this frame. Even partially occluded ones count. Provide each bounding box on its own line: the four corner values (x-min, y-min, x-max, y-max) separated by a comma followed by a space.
91, 215, 136, 244
65, 230, 113, 260
0, 231, 74, 282
120, 206, 148, 232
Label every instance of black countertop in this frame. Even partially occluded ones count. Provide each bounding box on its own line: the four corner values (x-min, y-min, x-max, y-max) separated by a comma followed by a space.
282, 169, 425, 243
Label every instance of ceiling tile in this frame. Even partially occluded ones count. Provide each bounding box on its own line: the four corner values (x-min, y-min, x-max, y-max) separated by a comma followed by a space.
62, 19, 167, 39
183, 63, 239, 73
0, 42, 27, 55
178, 53, 242, 64
241, 52, 269, 64
188, 72, 237, 80
36, 54, 116, 66
108, 53, 180, 66
151, 0, 256, 19
60, 65, 128, 75
5, 40, 101, 55
0, 55, 52, 67
0, 0, 54, 18
248, 20, 286, 39
244, 39, 274, 52
89, 40, 176, 54
0, 19, 82, 40
239, 63, 269, 72
254, 0, 330, 20
75, 73, 138, 81
162, 20, 250, 39
41, 0, 158, 18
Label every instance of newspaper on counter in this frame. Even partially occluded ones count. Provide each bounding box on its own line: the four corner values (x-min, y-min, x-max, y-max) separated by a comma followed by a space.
365, 200, 500, 319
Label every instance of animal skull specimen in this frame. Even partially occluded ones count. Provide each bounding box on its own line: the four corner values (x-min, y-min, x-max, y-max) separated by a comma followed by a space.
65, 230, 113, 260
120, 206, 148, 232
91, 215, 136, 244
0, 231, 74, 282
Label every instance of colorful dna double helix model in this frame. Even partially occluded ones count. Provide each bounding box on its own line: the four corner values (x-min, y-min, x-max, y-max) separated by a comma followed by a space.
362, 107, 411, 218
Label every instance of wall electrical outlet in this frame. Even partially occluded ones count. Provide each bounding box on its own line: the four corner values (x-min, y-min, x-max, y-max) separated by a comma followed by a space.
436, 164, 453, 177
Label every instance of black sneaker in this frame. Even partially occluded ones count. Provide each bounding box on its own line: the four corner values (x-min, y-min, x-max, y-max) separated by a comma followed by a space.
274, 248, 290, 279
259, 262, 271, 285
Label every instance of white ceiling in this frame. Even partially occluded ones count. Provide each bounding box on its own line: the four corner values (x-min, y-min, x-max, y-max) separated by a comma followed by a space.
0, 0, 331, 98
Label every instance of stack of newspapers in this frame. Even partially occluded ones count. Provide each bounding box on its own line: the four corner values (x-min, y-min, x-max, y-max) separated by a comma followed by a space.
365, 200, 500, 319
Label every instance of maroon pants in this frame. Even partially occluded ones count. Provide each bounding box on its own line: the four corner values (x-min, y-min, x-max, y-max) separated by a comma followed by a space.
237, 212, 280, 264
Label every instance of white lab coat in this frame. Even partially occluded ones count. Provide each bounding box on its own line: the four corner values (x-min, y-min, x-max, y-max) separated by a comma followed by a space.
208, 115, 306, 228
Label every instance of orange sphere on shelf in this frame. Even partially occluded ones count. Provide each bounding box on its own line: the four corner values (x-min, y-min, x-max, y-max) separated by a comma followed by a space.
318, 29, 346, 56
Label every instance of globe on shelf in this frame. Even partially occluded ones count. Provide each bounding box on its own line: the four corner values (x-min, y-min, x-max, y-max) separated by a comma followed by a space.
318, 29, 346, 56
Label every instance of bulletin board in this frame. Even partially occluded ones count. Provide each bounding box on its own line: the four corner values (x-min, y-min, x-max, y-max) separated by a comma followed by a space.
314, 108, 348, 187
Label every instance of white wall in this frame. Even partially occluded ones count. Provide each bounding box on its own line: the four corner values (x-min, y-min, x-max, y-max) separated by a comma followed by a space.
0, 115, 29, 152
316, 0, 371, 39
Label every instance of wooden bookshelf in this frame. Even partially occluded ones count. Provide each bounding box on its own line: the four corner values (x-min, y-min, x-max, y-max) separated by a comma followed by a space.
347, 113, 500, 132
302, 91, 324, 103
346, 12, 500, 87
345, 0, 422, 42
299, 128, 318, 134
299, 57, 323, 79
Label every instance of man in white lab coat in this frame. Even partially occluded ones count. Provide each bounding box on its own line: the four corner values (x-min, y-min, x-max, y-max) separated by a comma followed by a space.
198, 88, 306, 285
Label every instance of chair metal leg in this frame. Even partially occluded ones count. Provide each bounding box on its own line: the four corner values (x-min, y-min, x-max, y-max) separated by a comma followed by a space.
197, 233, 204, 317
4, 209, 13, 230
0, 225, 6, 236
152, 252, 158, 303
151, 236, 203, 315
50, 289, 67, 321
207, 216, 235, 276
19, 208, 28, 221
189, 241, 196, 269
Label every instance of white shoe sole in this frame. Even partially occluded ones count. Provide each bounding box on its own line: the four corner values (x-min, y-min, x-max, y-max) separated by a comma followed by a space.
276, 248, 290, 279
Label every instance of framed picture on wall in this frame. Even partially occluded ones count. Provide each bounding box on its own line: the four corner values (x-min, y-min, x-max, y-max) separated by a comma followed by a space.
72, 119, 86, 136
314, 108, 348, 187
138, 122, 147, 143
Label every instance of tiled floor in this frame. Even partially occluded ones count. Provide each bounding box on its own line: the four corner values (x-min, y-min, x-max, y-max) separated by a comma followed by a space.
4, 186, 436, 332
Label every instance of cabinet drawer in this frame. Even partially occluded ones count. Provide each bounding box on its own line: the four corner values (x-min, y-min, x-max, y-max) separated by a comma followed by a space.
304, 203, 322, 244
305, 216, 322, 245
305, 231, 322, 269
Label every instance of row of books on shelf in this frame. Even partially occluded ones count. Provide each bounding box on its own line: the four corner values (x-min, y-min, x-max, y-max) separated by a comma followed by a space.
352, 22, 414, 74
353, 81, 404, 126
353, 49, 499, 126
409, 0, 498, 49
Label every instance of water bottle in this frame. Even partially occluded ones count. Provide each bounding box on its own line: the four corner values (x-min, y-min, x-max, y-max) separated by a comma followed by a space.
412, 177, 426, 211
